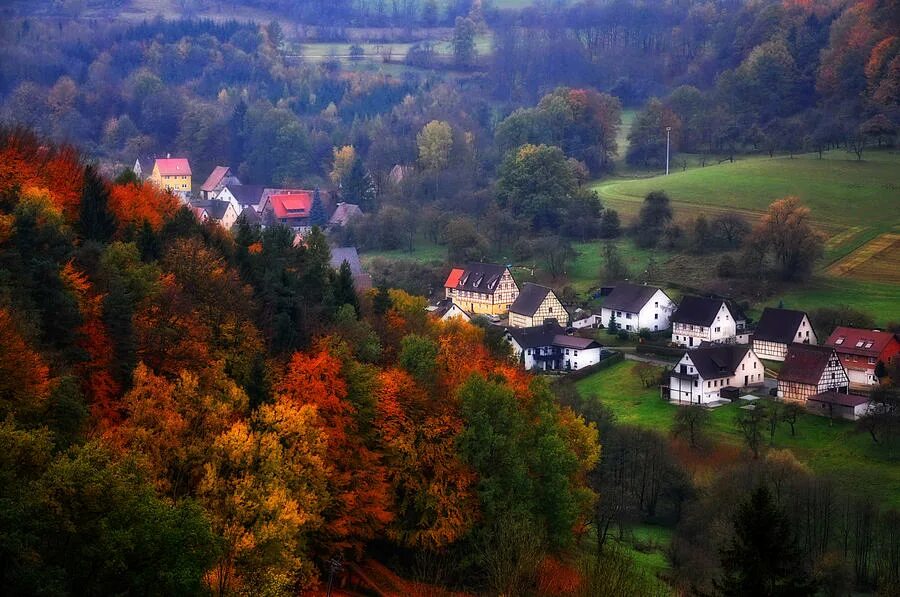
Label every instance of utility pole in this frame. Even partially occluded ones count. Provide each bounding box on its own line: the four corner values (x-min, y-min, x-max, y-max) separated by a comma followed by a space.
326, 556, 342, 597
665, 126, 672, 176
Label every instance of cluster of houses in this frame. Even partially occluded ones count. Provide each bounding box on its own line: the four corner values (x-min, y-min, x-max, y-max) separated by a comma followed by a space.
431, 263, 899, 421
134, 156, 364, 235
135, 156, 371, 290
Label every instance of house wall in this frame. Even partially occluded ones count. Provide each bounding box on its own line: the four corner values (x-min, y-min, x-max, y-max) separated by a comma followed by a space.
807, 400, 870, 421
447, 269, 519, 315
668, 350, 764, 404
753, 339, 790, 361
778, 351, 849, 402
571, 314, 602, 329
150, 166, 191, 195
509, 291, 566, 328
672, 303, 736, 347
441, 305, 471, 322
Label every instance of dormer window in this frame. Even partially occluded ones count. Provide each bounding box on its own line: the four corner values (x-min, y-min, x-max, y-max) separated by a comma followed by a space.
459, 274, 469, 286
864, 341, 873, 349
856, 341, 865, 348
835, 337, 844, 345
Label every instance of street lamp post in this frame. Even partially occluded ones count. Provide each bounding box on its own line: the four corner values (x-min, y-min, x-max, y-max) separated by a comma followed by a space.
665, 126, 672, 176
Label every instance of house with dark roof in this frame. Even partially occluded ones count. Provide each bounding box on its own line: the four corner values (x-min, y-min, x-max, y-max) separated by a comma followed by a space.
751, 307, 817, 361
329, 246, 372, 292
825, 327, 900, 389
189, 199, 239, 229
504, 322, 603, 372
671, 296, 746, 347
600, 283, 676, 333
778, 344, 849, 403
665, 344, 764, 404
444, 263, 519, 316
807, 391, 871, 421
509, 283, 566, 328
200, 166, 240, 200
427, 298, 472, 323
217, 185, 267, 213
328, 202, 363, 228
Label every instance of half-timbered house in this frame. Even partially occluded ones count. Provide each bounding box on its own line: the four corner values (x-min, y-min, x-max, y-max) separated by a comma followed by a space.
508, 283, 567, 328
778, 344, 849, 403
444, 263, 519, 316
751, 307, 817, 361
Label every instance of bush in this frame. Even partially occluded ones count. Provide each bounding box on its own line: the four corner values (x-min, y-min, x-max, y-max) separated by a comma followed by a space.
717, 255, 737, 278
617, 329, 629, 341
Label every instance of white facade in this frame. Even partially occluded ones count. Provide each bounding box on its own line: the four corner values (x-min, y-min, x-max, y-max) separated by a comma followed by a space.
601, 289, 675, 333
440, 303, 471, 322
668, 349, 764, 404
752, 314, 817, 361
672, 303, 738, 347
506, 336, 602, 372
571, 314, 602, 329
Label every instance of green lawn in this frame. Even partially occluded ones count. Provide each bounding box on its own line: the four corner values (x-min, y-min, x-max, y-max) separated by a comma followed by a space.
594, 150, 900, 231
765, 276, 900, 325
576, 361, 900, 508
568, 239, 673, 295
359, 239, 446, 264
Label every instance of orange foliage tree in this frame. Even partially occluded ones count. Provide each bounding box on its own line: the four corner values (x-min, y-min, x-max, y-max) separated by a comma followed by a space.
376, 367, 477, 549
61, 261, 121, 426
0, 307, 51, 419
275, 344, 392, 554
108, 180, 178, 233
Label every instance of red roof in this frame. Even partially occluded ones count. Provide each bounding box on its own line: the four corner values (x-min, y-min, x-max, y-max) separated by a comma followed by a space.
444, 268, 465, 288
154, 158, 192, 177
269, 192, 312, 220
201, 166, 230, 192
825, 327, 899, 358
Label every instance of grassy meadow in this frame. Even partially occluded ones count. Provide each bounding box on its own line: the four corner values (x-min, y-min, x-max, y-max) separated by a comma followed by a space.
575, 360, 900, 509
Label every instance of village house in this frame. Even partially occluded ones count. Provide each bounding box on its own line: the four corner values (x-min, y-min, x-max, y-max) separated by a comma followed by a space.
508, 283, 567, 328
328, 202, 363, 228
200, 166, 241, 200
133, 155, 157, 180
778, 344, 850, 403
328, 246, 373, 292
664, 344, 764, 405
217, 184, 267, 213
825, 327, 900, 390
751, 307, 817, 361
671, 296, 746, 347
148, 157, 192, 201
427, 298, 473, 323
189, 199, 239, 229
261, 191, 314, 231
444, 263, 519, 316
806, 392, 871, 421
504, 322, 603, 372
601, 283, 676, 333
570, 309, 602, 329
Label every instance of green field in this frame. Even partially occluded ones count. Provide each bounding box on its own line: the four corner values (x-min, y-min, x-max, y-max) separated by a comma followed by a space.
575, 361, 900, 508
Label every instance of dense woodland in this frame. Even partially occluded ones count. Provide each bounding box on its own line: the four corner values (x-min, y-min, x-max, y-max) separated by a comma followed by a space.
1, 0, 900, 595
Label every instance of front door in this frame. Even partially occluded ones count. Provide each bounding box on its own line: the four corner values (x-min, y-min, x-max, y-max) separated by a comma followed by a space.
689, 337, 694, 347
744, 375, 748, 385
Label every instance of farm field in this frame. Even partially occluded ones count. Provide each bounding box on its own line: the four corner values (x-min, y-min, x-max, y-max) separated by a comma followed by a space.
575, 360, 900, 508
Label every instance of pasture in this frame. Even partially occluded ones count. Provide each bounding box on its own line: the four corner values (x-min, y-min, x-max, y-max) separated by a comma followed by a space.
575, 360, 900, 508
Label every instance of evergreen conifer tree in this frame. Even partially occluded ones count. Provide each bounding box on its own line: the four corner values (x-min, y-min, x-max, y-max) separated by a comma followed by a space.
717, 485, 817, 596
309, 186, 327, 227
79, 164, 117, 243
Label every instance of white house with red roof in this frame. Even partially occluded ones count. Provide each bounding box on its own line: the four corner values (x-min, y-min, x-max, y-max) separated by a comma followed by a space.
149, 157, 192, 201
825, 327, 900, 389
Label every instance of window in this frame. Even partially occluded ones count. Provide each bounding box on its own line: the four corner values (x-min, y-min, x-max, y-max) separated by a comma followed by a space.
856, 340, 865, 348
626, 313, 632, 319
549, 306, 553, 313
654, 314, 659, 320
864, 341, 873, 349
742, 364, 745, 370
574, 351, 578, 356
694, 380, 698, 387
655, 301, 658, 307
835, 337, 845, 345
715, 327, 721, 332
868, 357, 876, 365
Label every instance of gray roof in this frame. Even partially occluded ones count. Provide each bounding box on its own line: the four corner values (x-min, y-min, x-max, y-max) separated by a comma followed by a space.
509, 283, 553, 317
224, 184, 267, 207
672, 296, 727, 326
683, 344, 750, 379
780, 344, 838, 385
190, 199, 231, 221
604, 283, 664, 313
330, 247, 363, 275
454, 263, 509, 295
753, 308, 808, 344
506, 323, 601, 351
237, 206, 260, 225
329, 202, 363, 226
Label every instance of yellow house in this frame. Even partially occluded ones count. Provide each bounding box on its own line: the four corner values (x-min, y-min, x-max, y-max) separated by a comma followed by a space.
444, 263, 519, 316
149, 158, 192, 199
508, 283, 567, 328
